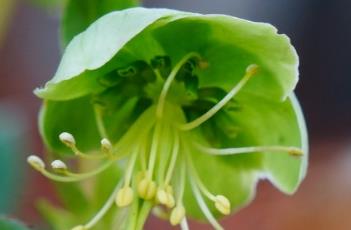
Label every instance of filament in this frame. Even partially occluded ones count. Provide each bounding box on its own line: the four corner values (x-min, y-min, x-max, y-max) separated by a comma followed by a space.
94, 104, 108, 139
164, 132, 180, 186
40, 161, 113, 182
156, 52, 200, 118
84, 180, 123, 229
147, 123, 162, 178
195, 144, 303, 156
180, 64, 258, 131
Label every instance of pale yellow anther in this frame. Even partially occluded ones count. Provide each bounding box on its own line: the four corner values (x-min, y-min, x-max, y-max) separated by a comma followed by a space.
51, 160, 67, 173
246, 64, 259, 77
170, 205, 185, 226
101, 138, 112, 153
59, 132, 76, 147
115, 186, 134, 207
71, 225, 86, 230
214, 195, 231, 215
27, 155, 45, 171
137, 178, 157, 200
288, 148, 304, 157
156, 188, 175, 208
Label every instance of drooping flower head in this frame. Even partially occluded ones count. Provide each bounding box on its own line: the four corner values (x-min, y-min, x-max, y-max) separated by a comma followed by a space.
28, 7, 308, 230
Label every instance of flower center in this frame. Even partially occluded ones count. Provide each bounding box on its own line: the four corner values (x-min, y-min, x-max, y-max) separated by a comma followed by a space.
28, 52, 303, 230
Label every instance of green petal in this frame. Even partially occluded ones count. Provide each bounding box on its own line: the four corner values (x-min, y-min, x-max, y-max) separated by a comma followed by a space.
35, 7, 182, 100
153, 14, 298, 101
61, 0, 140, 46
39, 96, 100, 154
232, 93, 307, 193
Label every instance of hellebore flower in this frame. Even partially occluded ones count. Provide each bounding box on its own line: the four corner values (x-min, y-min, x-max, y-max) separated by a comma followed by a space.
28, 7, 308, 230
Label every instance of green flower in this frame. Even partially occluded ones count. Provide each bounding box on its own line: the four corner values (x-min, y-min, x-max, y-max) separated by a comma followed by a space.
28, 7, 308, 230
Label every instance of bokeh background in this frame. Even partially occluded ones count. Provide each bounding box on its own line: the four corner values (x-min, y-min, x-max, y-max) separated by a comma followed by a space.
0, 0, 350, 229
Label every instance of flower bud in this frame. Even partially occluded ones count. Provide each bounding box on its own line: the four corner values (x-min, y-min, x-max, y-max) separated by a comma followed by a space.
59, 132, 76, 147
137, 178, 157, 200
214, 195, 231, 215
27, 155, 45, 171
115, 186, 134, 207
170, 205, 185, 226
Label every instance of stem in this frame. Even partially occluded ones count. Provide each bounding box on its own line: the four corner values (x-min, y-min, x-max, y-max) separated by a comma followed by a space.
156, 52, 200, 118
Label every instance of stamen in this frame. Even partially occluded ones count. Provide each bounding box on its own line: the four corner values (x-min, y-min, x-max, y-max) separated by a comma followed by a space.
195, 144, 303, 157
100, 138, 112, 155
115, 186, 134, 207
59, 132, 105, 160
189, 174, 224, 230
156, 52, 201, 118
164, 132, 180, 185
27, 155, 45, 171
137, 176, 157, 200
36, 161, 114, 182
51, 160, 68, 174
170, 205, 185, 226
214, 195, 231, 215
81, 180, 123, 229
94, 104, 108, 139
116, 147, 139, 207
180, 218, 190, 230
169, 161, 186, 226
187, 151, 231, 216
147, 123, 161, 178
180, 64, 259, 131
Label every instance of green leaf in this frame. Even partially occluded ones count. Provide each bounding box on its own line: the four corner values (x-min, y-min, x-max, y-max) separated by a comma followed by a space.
61, 0, 141, 46
0, 217, 29, 230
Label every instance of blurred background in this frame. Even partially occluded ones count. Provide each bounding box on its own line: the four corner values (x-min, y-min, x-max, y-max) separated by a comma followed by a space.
0, 0, 350, 229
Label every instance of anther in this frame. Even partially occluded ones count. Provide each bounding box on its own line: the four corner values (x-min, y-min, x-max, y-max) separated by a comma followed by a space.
27, 155, 45, 171
156, 187, 175, 208
288, 148, 304, 157
246, 64, 259, 76
115, 186, 134, 207
214, 195, 231, 215
101, 138, 112, 154
51, 160, 67, 173
170, 205, 186, 226
59, 132, 76, 148
137, 177, 157, 200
